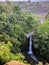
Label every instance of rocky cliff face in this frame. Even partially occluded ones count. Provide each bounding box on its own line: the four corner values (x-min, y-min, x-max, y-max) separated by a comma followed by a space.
12, 2, 49, 15
4, 61, 26, 65
0, 2, 49, 15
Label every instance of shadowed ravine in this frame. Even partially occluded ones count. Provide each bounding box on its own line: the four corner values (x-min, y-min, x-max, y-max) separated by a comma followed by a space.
22, 32, 49, 65
25, 32, 39, 64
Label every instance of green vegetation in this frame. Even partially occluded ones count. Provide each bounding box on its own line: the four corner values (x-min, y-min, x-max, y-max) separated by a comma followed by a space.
0, 41, 26, 64
33, 20, 49, 60
0, 1, 49, 65
0, 2, 40, 65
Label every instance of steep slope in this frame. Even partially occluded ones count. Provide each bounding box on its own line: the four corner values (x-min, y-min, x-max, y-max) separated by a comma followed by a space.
12, 2, 49, 15
0, 3, 40, 65
33, 20, 49, 62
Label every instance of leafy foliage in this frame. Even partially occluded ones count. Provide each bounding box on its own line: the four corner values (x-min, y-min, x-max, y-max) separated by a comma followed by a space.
33, 20, 49, 60
0, 42, 25, 64
0, 3, 40, 64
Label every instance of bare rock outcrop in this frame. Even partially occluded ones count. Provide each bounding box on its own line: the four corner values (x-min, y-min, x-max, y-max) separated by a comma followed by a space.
4, 61, 26, 65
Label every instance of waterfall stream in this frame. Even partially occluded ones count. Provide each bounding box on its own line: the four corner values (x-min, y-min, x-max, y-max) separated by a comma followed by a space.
26, 32, 39, 63
28, 36, 33, 54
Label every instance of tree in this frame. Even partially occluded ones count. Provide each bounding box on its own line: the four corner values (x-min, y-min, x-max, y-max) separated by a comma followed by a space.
33, 20, 49, 60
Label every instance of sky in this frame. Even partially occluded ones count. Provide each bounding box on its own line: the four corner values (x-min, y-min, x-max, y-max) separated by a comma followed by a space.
0, 0, 49, 2
0, 0, 28, 1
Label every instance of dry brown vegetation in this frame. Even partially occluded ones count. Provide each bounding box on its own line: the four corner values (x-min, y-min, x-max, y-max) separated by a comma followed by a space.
4, 61, 26, 65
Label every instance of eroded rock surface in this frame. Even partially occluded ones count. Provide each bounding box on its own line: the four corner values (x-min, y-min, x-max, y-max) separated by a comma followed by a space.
4, 61, 26, 65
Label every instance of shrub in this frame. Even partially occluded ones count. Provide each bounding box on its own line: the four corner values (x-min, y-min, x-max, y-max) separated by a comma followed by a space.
33, 20, 49, 60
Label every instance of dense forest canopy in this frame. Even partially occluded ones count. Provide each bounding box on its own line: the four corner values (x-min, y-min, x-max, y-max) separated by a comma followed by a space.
33, 19, 49, 61
0, 1, 49, 65
0, 2, 40, 65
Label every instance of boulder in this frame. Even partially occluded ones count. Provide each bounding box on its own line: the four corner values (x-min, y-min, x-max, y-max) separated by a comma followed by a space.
4, 60, 26, 65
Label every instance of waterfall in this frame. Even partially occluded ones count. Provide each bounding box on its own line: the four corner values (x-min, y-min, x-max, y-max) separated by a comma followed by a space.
28, 36, 39, 63
25, 32, 39, 64
28, 36, 33, 54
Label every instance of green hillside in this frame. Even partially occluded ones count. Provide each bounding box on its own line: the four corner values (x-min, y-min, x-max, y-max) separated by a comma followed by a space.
38, 20, 49, 34
0, 1, 49, 65
0, 2, 40, 65
33, 20, 49, 61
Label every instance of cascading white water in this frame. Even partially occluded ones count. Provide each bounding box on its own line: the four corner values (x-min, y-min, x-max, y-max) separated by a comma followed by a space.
28, 36, 39, 63
25, 32, 33, 54
28, 36, 33, 54
26, 32, 39, 63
